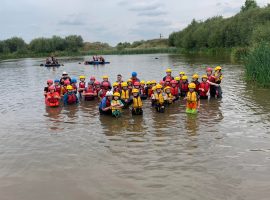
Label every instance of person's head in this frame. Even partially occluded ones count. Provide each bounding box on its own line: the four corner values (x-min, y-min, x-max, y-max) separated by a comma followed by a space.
102, 82, 109, 90
188, 83, 196, 92
131, 72, 137, 78
156, 84, 162, 93
146, 81, 151, 87
215, 66, 222, 73
127, 79, 132, 86
182, 76, 188, 83
113, 92, 120, 100
121, 82, 128, 90
166, 68, 172, 76
179, 71, 185, 78
165, 78, 171, 85
88, 82, 93, 88
49, 85, 55, 93
54, 79, 60, 86
62, 71, 68, 78
67, 85, 73, 93
64, 80, 70, 86
79, 75, 86, 82
192, 74, 199, 82
102, 75, 109, 82
201, 75, 208, 82
113, 82, 119, 89
105, 91, 113, 100
132, 89, 139, 97
90, 76, 96, 83
151, 80, 157, 87
206, 67, 213, 76
174, 76, 180, 83
94, 81, 101, 88
165, 86, 171, 94
71, 78, 77, 85
117, 74, 122, 82
140, 80, 145, 87
134, 82, 140, 89
47, 79, 53, 86
170, 80, 177, 87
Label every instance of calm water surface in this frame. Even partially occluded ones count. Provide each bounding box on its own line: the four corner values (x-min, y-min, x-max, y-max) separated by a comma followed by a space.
0, 54, 270, 200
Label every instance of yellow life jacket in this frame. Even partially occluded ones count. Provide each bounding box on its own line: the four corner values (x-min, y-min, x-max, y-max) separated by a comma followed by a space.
186, 91, 197, 103
121, 90, 129, 100
111, 100, 122, 111
133, 96, 142, 108
154, 92, 164, 104
214, 72, 223, 81
165, 93, 174, 103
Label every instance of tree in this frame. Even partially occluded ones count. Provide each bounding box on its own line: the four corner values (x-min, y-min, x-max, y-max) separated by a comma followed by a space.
241, 0, 258, 12
4, 37, 27, 53
65, 35, 83, 52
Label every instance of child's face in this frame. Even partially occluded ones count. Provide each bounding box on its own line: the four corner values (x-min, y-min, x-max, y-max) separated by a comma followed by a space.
96, 85, 100, 89
123, 86, 127, 90
156, 89, 161, 93
133, 92, 138, 97
114, 96, 119, 100
202, 78, 207, 82
166, 72, 171, 76
135, 85, 140, 89
166, 81, 170, 85
141, 84, 145, 87
189, 88, 194, 92
54, 82, 59, 86
151, 83, 156, 87
183, 80, 187, 83
127, 82, 132, 86
103, 78, 108, 82
172, 83, 176, 87
180, 74, 183, 78
192, 78, 197, 82
48, 82, 53, 86
50, 89, 54, 93
80, 78, 85, 82
165, 89, 170, 93
207, 71, 212, 76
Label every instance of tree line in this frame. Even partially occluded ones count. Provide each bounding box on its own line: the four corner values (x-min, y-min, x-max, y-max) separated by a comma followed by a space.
168, 0, 270, 50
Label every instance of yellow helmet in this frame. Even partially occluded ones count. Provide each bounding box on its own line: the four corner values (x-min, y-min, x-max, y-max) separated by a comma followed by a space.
156, 84, 163, 89
121, 82, 128, 87
179, 71, 185, 75
113, 82, 118, 87
192, 74, 199, 79
182, 76, 188, 80
146, 81, 151, 85
152, 86, 157, 91
164, 86, 171, 90
166, 68, 172, 73
132, 88, 139, 93
113, 92, 120, 97
67, 85, 73, 90
215, 66, 222, 71
188, 83, 196, 89
140, 80, 145, 84
79, 75, 85, 79
102, 75, 109, 79
127, 79, 132, 83
174, 76, 180, 81
151, 80, 157, 84
202, 74, 208, 79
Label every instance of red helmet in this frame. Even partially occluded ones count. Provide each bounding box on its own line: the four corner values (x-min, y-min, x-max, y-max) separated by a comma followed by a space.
90, 76, 96, 80
102, 82, 109, 87
206, 67, 213, 72
94, 81, 100, 85
170, 80, 177, 84
49, 85, 55, 90
165, 78, 171, 82
134, 81, 140, 86
159, 80, 165, 85
47, 79, 53, 84
64, 80, 70, 85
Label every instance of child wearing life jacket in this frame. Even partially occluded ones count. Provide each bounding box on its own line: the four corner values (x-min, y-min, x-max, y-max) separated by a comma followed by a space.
94, 81, 101, 95
206, 67, 220, 98
45, 86, 61, 107
174, 76, 181, 87
98, 82, 110, 101
164, 86, 175, 105
191, 74, 200, 93
54, 79, 61, 96
120, 82, 131, 107
44, 80, 53, 97
89, 76, 96, 85
78, 75, 86, 97
101, 75, 112, 89
179, 72, 185, 85
185, 83, 200, 114
180, 76, 189, 97
83, 82, 97, 101
150, 86, 157, 107
170, 80, 180, 101
199, 75, 210, 99
163, 68, 174, 81
71, 78, 78, 94
111, 92, 124, 118
133, 81, 140, 90
214, 66, 223, 98
145, 81, 152, 98
140, 80, 147, 100
63, 85, 78, 106
127, 79, 133, 94
131, 89, 143, 115
152, 84, 166, 113
61, 80, 70, 97
164, 78, 171, 87
159, 80, 165, 88
113, 82, 121, 93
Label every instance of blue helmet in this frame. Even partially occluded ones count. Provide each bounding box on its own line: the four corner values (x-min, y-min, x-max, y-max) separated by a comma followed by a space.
54, 79, 60, 83
131, 72, 137, 77
71, 78, 77, 83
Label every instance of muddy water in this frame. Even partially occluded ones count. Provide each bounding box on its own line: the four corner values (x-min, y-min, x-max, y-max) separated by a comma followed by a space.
0, 54, 270, 200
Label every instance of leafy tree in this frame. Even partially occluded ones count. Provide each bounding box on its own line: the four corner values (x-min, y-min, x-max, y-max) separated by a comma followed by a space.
241, 0, 258, 12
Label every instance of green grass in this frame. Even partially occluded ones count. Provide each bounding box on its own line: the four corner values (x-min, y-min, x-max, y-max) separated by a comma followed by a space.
245, 42, 270, 87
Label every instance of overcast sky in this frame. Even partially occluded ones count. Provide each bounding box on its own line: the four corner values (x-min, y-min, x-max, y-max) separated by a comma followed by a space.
0, 0, 269, 45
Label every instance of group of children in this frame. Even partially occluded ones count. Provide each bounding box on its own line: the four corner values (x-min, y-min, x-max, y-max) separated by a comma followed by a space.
44, 66, 223, 116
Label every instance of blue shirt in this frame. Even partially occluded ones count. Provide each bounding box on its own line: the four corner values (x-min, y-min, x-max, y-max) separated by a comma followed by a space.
99, 97, 108, 109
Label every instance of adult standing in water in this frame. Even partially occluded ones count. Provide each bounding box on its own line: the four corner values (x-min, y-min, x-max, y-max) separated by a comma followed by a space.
99, 91, 113, 115
60, 71, 71, 85
130, 72, 140, 85
116, 74, 123, 87
163, 68, 174, 81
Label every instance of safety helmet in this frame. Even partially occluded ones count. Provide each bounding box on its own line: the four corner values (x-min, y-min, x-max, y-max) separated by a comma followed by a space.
131, 72, 137, 77
182, 76, 188, 80
159, 80, 165, 85
90, 76, 96, 80
174, 76, 180, 81
201, 75, 208, 79
179, 71, 185, 75
49, 85, 55, 90
102, 75, 109, 79
127, 79, 132, 83
151, 80, 157, 84
54, 79, 60, 83
47, 79, 53, 84
206, 67, 213, 72
165, 78, 171, 82
79, 75, 85, 79
121, 82, 128, 87
146, 81, 151, 85
152, 86, 157, 91
188, 83, 196, 89
113, 82, 118, 87
67, 85, 73, 90
94, 81, 100, 85
166, 68, 172, 73
134, 82, 140, 86
140, 80, 145, 85
192, 74, 199, 79
64, 80, 70, 85
156, 84, 163, 89
164, 86, 171, 90
106, 91, 113, 96
102, 82, 109, 87
170, 80, 177, 84
132, 88, 139, 93
71, 78, 77, 83
113, 92, 120, 97
215, 66, 222, 71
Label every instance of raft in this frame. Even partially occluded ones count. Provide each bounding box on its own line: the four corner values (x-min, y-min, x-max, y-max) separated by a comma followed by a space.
44, 64, 61, 67
84, 61, 110, 65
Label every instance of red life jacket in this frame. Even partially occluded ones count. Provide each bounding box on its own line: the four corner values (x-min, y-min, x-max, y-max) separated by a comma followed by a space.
148, 88, 153, 97
164, 76, 173, 82
140, 87, 146, 95
131, 78, 139, 85
100, 89, 108, 99
199, 82, 210, 97
170, 86, 179, 96
208, 75, 215, 83
106, 98, 111, 107
113, 88, 120, 93
46, 92, 60, 107
67, 94, 77, 104
85, 86, 95, 94
192, 80, 200, 92
181, 82, 189, 92
79, 82, 85, 89
55, 85, 61, 95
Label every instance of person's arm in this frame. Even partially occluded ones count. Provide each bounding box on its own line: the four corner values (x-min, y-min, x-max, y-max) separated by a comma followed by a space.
207, 80, 219, 87
63, 94, 68, 105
